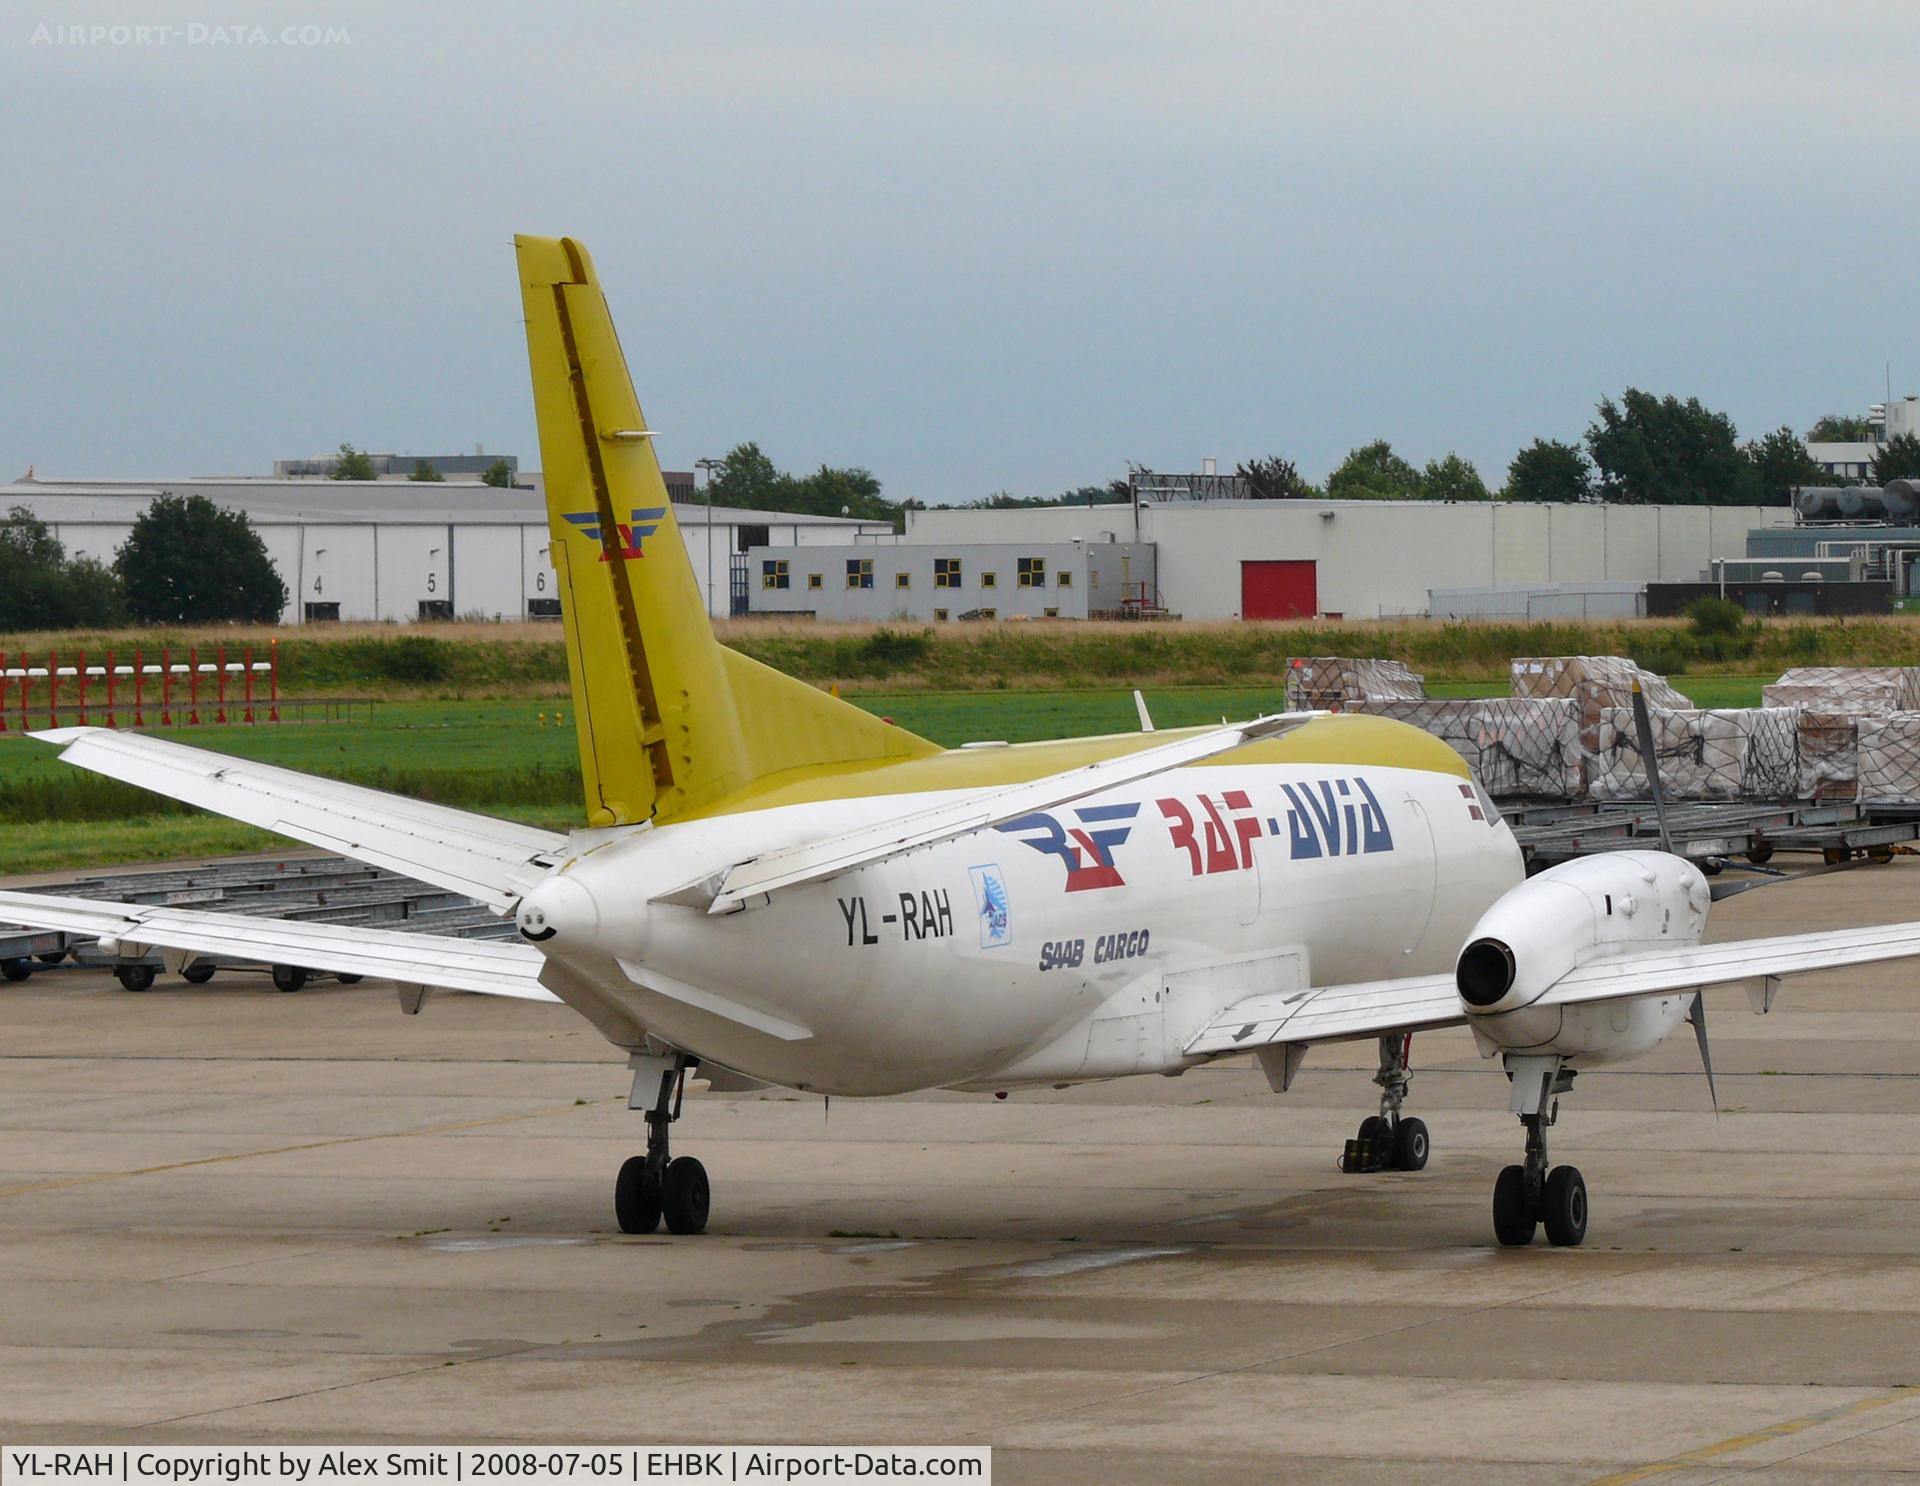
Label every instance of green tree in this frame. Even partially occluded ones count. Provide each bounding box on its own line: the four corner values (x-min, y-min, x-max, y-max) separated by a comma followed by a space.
1237, 454, 1319, 499
1745, 425, 1822, 503
707, 441, 787, 509
1327, 440, 1421, 500
0, 506, 126, 630
113, 494, 288, 624
1872, 433, 1920, 483
1586, 389, 1762, 505
331, 443, 377, 480
407, 459, 444, 482
1504, 439, 1591, 502
480, 458, 515, 488
1807, 413, 1873, 442
1421, 452, 1490, 501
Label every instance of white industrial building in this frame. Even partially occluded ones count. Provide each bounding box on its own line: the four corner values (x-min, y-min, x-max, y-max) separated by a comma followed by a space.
748, 540, 1156, 621
1, 478, 891, 623
877, 499, 1791, 621
1806, 395, 1920, 480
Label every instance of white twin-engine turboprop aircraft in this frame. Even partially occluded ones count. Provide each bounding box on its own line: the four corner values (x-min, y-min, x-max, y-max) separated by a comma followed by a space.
8, 235, 1920, 1249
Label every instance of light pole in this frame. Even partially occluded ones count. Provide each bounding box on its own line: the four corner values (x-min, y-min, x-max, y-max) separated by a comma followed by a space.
694, 457, 722, 617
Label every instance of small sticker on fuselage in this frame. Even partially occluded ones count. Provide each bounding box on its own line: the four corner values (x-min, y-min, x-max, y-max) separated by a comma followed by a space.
969, 864, 1012, 948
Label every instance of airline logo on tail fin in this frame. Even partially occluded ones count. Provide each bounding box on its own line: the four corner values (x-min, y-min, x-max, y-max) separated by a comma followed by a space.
562, 506, 667, 561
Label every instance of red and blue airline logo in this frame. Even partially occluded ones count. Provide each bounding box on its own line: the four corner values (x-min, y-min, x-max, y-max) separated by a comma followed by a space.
563, 506, 666, 562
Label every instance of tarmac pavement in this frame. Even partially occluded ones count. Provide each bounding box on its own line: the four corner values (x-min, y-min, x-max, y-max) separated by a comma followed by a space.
4, 858, 1920, 1483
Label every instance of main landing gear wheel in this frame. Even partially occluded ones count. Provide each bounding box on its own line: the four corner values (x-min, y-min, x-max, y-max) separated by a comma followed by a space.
1493, 1055, 1588, 1248
115, 964, 156, 993
1392, 1116, 1429, 1172
1542, 1165, 1588, 1247
1492, 1165, 1535, 1246
615, 1155, 663, 1234
616, 1054, 710, 1236
662, 1156, 710, 1235
1341, 1035, 1433, 1174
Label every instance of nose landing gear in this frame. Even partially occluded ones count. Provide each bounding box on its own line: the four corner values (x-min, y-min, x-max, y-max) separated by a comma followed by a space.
1493, 1054, 1587, 1247
1341, 1033, 1430, 1173
615, 1052, 710, 1236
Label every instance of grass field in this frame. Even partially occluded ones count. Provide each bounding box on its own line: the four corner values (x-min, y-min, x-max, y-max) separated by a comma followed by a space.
1, 614, 1915, 698
0, 672, 1775, 875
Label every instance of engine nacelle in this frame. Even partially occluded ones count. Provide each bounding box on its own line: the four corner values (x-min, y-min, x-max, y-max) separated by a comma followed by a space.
1454, 851, 1709, 1062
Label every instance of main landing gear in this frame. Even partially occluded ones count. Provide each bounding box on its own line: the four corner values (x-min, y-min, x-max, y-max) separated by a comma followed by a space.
1493, 1054, 1587, 1248
1341, 1033, 1430, 1174
615, 1051, 710, 1236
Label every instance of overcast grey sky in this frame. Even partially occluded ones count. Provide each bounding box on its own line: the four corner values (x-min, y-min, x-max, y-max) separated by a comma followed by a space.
3, 2, 1916, 502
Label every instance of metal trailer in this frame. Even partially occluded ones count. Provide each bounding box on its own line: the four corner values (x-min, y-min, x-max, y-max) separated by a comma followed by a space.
0, 855, 514, 993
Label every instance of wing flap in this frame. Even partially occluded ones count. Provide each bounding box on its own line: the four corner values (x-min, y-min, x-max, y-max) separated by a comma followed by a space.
32, 728, 568, 911
0, 890, 556, 1000
690, 710, 1325, 914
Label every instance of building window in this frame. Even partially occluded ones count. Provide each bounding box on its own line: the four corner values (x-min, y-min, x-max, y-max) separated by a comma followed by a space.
303, 602, 341, 622
847, 558, 874, 589
935, 557, 962, 588
933, 608, 948, 621
1044, 607, 1060, 618
976, 607, 997, 620
737, 523, 769, 553
808, 572, 823, 590
761, 559, 790, 590
980, 571, 998, 589
895, 571, 911, 589
1018, 556, 1046, 587
1057, 570, 1073, 588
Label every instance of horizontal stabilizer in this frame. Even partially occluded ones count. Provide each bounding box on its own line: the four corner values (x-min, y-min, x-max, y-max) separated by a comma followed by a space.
676, 710, 1326, 914
0, 890, 557, 1001
31, 728, 567, 911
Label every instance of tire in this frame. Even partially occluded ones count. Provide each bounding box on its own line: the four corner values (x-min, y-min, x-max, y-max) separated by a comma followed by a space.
1869, 845, 1896, 865
1357, 1114, 1392, 1151
661, 1156, 711, 1235
182, 964, 216, 985
1492, 1164, 1536, 1247
1701, 858, 1724, 876
1746, 842, 1774, 865
1542, 1165, 1588, 1248
115, 964, 157, 993
2, 959, 31, 983
335, 974, 363, 985
1392, 1117, 1430, 1172
36, 951, 67, 966
271, 965, 308, 993
614, 1155, 663, 1235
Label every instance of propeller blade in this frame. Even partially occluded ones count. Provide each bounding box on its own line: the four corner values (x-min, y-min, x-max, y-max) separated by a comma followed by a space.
1629, 679, 1676, 857
1708, 856, 1867, 901
1688, 991, 1719, 1118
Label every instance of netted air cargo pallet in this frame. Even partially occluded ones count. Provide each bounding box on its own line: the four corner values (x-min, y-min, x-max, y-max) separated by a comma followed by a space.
1857, 714, 1920, 806
1511, 656, 1692, 755
1589, 707, 1800, 802
1796, 711, 1861, 801
1762, 667, 1920, 713
1355, 698, 1584, 798
1284, 656, 1425, 711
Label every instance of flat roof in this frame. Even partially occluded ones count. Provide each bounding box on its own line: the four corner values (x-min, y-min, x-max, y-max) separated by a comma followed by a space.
0, 481, 887, 530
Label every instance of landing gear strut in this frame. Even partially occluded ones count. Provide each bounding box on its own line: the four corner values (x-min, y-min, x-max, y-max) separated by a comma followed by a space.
1493, 1055, 1587, 1247
1341, 1034, 1430, 1173
615, 1052, 709, 1236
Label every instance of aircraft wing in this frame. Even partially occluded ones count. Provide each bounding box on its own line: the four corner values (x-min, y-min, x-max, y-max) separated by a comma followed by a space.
1185, 919, 1920, 1056
31, 728, 567, 911
681, 710, 1325, 915
0, 890, 557, 1001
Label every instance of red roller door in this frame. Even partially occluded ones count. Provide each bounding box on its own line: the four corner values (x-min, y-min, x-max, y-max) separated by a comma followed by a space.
1241, 560, 1317, 619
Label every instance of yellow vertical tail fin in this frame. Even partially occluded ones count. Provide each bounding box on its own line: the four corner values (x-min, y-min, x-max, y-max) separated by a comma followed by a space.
516, 235, 940, 826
